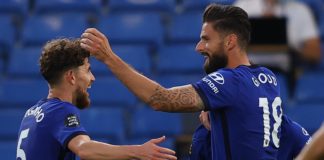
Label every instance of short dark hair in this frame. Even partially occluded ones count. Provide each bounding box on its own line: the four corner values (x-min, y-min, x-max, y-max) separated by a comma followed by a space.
39, 38, 90, 86
203, 4, 251, 50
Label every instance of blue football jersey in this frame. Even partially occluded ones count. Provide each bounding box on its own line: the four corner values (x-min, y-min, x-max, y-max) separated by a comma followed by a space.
16, 98, 87, 160
192, 65, 282, 159
190, 115, 311, 160
278, 115, 311, 160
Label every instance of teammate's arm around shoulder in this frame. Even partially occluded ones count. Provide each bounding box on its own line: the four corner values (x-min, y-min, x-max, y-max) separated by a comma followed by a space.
80, 28, 204, 112
296, 125, 324, 160
68, 134, 177, 160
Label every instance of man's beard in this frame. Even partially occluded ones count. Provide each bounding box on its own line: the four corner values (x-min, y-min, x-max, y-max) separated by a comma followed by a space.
75, 87, 90, 110
203, 46, 228, 74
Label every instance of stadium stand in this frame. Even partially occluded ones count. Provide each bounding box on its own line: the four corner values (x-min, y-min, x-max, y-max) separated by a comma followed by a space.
22, 14, 88, 46
156, 44, 204, 74
97, 13, 164, 50
0, 15, 15, 56
0, 78, 48, 108
0, 0, 28, 17
0, 108, 26, 139
34, 0, 101, 15
167, 13, 202, 44
0, 141, 17, 160
129, 106, 182, 139
108, 0, 176, 13
79, 107, 126, 144
8, 47, 42, 78
87, 77, 137, 107
86, 44, 152, 77
295, 71, 324, 103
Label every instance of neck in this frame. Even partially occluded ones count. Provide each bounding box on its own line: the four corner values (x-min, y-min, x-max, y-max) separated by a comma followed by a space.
47, 85, 73, 104
226, 49, 251, 69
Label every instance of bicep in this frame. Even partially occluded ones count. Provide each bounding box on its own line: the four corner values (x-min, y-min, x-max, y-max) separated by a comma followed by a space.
148, 84, 205, 112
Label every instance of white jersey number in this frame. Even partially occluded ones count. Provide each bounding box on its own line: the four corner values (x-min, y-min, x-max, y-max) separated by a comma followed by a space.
259, 97, 282, 148
17, 128, 29, 160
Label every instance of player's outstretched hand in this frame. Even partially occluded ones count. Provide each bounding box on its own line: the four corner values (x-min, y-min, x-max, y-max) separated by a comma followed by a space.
138, 136, 177, 160
80, 28, 113, 62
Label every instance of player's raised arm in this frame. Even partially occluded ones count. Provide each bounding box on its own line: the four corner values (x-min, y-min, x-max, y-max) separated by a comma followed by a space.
68, 135, 176, 160
81, 28, 204, 112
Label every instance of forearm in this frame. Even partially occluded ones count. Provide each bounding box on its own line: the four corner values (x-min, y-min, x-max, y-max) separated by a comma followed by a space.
297, 126, 324, 160
103, 52, 161, 104
102, 53, 203, 112
77, 140, 140, 160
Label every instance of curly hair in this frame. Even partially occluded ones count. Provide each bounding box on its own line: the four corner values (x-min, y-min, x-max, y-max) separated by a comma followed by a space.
39, 38, 90, 86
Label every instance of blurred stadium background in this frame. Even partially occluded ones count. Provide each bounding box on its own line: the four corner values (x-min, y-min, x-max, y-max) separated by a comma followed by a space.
0, 0, 323, 159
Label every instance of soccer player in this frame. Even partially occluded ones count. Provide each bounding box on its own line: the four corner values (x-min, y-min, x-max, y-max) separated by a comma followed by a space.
16, 39, 177, 160
81, 4, 284, 159
297, 125, 324, 160
190, 114, 312, 160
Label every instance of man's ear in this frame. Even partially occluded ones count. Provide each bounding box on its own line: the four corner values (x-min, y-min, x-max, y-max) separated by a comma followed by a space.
65, 70, 76, 85
225, 34, 237, 51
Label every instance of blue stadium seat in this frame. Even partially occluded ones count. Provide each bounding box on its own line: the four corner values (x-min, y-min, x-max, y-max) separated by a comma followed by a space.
97, 13, 163, 49
167, 13, 202, 43
0, 78, 48, 108
0, 59, 3, 74
320, 41, 324, 69
0, 141, 17, 160
8, 47, 42, 78
181, 0, 211, 12
156, 44, 204, 74
130, 106, 182, 138
79, 107, 126, 144
0, 108, 26, 139
88, 77, 137, 107
90, 45, 151, 76
0, 16, 15, 55
295, 71, 324, 103
182, 0, 235, 12
22, 14, 88, 46
34, 0, 101, 15
286, 103, 324, 135
108, 0, 176, 13
0, 0, 28, 17
154, 74, 203, 88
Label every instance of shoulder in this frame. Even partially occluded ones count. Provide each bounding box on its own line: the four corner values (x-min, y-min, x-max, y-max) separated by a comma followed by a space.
44, 99, 80, 116
207, 69, 238, 83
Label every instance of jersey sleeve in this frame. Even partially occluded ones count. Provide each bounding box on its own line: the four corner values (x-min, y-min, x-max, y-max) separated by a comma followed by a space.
281, 115, 311, 158
291, 121, 312, 157
49, 104, 88, 150
192, 70, 238, 111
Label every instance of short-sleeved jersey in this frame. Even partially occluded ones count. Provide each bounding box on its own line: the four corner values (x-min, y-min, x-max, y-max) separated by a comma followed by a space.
192, 65, 282, 159
278, 115, 311, 160
189, 115, 311, 160
16, 98, 87, 160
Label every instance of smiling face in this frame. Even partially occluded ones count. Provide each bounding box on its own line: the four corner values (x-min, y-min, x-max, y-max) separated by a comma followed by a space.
73, 58, 95, 109
196, 22, 228, 74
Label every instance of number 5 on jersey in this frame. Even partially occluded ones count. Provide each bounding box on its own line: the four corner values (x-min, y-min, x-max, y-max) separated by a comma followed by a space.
17, 128, 29, 160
